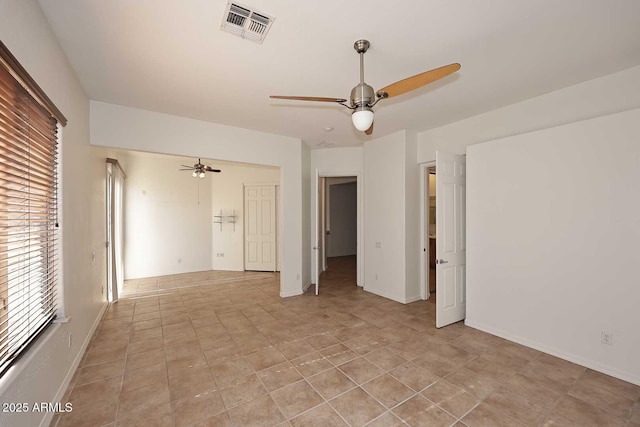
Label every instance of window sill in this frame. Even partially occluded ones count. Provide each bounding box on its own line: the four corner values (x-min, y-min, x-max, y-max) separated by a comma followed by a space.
0, 322, 61, 397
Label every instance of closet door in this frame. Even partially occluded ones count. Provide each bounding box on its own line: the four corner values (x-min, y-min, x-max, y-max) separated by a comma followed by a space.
435, 151, 466, 328
244, 185, 276, 271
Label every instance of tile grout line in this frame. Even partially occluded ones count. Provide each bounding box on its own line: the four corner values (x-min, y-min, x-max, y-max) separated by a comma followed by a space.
58, 266, 640, 427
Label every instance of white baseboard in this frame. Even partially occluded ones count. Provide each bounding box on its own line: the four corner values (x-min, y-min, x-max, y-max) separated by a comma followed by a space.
280, 280, 314, 298
465, 318, 640, 387
280, 288, 304, 298
363, 284, 422, 305
404, 294, 422, 304
40, 302, 109, 427
363, 285, 405, 304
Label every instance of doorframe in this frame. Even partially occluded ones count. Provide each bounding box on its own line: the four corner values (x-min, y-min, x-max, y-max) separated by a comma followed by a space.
419, 162, 436, 300
320, 177, 327, 273
315, 171, 363, 287
106, 158, 126, 303
106, 163, 113, 301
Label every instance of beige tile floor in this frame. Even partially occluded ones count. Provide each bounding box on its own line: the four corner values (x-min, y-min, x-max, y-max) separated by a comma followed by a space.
53, 256, 640, 426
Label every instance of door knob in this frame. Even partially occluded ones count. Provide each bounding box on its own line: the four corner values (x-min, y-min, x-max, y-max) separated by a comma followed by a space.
436, 259, 448, 264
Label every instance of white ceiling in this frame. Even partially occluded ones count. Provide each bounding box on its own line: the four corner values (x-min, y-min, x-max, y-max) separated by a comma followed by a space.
38, 0, 640, 149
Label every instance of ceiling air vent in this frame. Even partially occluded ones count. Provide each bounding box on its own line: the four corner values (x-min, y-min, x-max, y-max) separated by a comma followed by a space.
221, 2, 274, 43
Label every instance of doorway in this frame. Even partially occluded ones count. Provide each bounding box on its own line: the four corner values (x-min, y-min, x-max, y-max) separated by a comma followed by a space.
326, 179, 357, 258
324, 178, 357, 286
313, 172, 362, 295
427, 167, 436, 296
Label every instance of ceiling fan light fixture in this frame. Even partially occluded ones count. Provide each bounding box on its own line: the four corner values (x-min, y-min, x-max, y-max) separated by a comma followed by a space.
351, 107, 374, 132
192, 171, 198, 178
269, 40, 461, 137
199, 171, 206, 179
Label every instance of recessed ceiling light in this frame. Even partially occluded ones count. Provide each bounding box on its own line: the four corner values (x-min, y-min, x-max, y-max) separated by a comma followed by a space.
324, 127, 334, 132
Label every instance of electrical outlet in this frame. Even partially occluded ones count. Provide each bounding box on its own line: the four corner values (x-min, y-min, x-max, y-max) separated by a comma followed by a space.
220, 252, 224, 257
375, 273, 379, 280
177, 258, 182, 264
601, 331, 613, 346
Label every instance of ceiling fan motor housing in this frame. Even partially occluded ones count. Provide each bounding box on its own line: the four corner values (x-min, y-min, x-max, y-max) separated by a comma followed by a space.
350, 82, 375, 108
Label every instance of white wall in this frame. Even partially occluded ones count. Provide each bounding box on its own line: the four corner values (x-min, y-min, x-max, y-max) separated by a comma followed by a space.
363, 131, 408, 302
123, 152, 213, 279
360, 130, 422, 303
301, 144, 311, 290
466, 107, 640, 385
89, 101, 308, 297
417, 65, 640, 384
310, 147, 364, 285
404, 131, 421, 302
311, 147, 364, 174
417, 65, 640, 162
0, 1, 112, 426
210, 162, 280, 271
121, 152, 281, 276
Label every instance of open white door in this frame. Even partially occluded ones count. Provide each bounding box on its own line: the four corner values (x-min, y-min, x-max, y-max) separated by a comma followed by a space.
314, 169, 320, 295
435, 151, 466, 328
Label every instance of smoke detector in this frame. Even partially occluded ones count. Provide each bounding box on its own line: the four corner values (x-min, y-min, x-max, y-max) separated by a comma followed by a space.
221, 2, 274, 43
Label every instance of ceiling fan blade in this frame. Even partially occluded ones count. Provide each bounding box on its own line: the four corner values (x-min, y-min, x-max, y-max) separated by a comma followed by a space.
270, 95, 347, 103
205, 167, 221, 172
364, 121, 374, 136
180, 168, 195, 171
181, 165, 194, 168
377, 63, 461, 98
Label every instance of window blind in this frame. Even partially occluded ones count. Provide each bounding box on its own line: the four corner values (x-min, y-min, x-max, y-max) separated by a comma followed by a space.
0, 48, 60, 377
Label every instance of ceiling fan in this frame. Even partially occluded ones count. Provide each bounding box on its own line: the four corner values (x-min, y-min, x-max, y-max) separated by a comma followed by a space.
270, 40, 460, 135
180, 158, 221, 179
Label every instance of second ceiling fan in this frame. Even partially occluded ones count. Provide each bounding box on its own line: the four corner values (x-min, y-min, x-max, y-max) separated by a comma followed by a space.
271, 40, 460, 135
180, 158, 221, 179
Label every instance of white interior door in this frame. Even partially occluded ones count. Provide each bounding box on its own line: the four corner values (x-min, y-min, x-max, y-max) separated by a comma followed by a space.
314, 170, 320, 295
244, 185, 276, 271
435, 151, 466, 328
